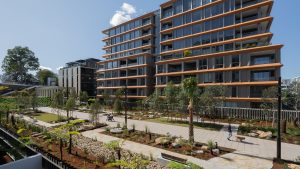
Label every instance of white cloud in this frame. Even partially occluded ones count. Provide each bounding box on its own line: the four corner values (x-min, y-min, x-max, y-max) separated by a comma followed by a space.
121, 3, 136, 14
39, 66, 52, 71
110, 3, 136, 26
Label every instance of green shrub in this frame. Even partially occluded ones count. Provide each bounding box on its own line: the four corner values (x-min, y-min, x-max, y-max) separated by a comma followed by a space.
207, 140, 216, 150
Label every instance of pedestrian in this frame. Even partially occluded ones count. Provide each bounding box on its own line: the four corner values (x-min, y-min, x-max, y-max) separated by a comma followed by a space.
227, 123, 232, 141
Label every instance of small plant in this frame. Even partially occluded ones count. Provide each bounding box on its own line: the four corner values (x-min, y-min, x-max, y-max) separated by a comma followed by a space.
117, 123, 121, 128
184, 50, 192, 57
123, 129, 129, 136
145, 126, 149, 134
105, 127, 110, 132
207, 140, 216, 154
131, 123, 136, 132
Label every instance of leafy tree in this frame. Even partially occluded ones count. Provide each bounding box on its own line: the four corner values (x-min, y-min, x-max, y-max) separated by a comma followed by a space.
51, 90, 64, 119
66, 97, 76, 122
261, 86, 278, 127
164, 82, 178, 119
144, 89, 164, 113
15, 91, 30, 113
1, 46, 39, 84
28, 90, 38, 112
182, 77, 198, 143
113, 89, 123, 114
89, 100, 102, 124
283, 81, 300, 110
103, 90, 111, 110
104, 140, 124, 162
36, 69, 57, 85
109, 155, 150, 169
200, 86, 226, 120
80, 91, 89, 103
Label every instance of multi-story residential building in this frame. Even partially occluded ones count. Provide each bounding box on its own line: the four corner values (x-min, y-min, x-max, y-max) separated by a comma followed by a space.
98, 0, 283, 108
58, 58, 100, 97
97, 11, 159, 100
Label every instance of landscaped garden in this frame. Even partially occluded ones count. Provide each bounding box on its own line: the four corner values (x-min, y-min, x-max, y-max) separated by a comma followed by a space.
147, 118, 224, 131
32, 112, 67, 123
102, 124, 234, 161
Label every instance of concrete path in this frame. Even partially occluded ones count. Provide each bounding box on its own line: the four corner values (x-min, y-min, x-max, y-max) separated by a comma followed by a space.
38, 107, 300, 168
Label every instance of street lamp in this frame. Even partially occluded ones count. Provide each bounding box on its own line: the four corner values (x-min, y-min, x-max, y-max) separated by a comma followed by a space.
277, 76, 282, 159
124, 82, 128, 128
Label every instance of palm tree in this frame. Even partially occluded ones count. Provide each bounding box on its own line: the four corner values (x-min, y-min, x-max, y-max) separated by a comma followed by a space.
182, 77, 198, 143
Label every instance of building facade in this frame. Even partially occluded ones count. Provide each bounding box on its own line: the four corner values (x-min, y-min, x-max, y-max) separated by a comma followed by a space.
59, 58, 100, 97
98, 0, 283, 108
97, 11, 160, 99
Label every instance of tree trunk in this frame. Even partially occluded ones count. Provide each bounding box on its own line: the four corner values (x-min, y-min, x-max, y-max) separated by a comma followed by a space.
69, 134, 72, 154
117, 149, 121, 169
188, 99, 194, 143
6, 111, 9, 124
60, 138, 63, 161
67, 110, 70, 123
272, 110, 276, 128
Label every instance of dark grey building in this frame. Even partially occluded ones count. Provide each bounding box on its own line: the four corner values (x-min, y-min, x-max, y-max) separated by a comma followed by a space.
58, 58, 100, 97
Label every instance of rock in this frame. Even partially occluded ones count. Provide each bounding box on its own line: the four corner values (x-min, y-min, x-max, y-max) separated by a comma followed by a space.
256, 130, 264, 135
201, 145, 208, 151
248, 133, 258, 137
212, 149, 220, 155
241, 123, 248, 126
148, 115, 154, 118
171, 142, 181, 148
155, 137, 171, 145
193, 150, 204, 154
110, 128, 123, 134
258, 131, 272, 139
288, 164, 300, 169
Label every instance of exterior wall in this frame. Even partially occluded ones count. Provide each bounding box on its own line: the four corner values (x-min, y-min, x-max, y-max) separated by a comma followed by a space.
35, 86, 75, 97
98, 0, 283, 107
0, 154, 42, 169
58, 59, 99, 97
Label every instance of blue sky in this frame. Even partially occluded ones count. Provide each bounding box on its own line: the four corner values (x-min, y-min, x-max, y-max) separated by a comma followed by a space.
0, 0, 298, 79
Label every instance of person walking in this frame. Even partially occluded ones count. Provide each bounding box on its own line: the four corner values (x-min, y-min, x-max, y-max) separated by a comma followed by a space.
227, 123, 232, 141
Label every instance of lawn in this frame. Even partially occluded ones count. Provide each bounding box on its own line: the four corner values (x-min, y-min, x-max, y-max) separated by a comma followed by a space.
33, 113, 66, 123
146, 118, 224, 131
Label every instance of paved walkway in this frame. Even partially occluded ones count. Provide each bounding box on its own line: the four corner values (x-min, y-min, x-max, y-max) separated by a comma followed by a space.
38, 107, 300, 168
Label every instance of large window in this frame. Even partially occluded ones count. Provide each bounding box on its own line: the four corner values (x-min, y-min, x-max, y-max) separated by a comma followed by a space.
251, 70, 275, 81
224, 29, 234, 40
215, 57, 224, 68
173, 0, 183, 14
215, 72, 223, 82
192, 0, 201, 8
192, 24, 202, 34
204, 73, 213, 83
231, 86, 237, 97
192, 10, 202, 21
251, 54, 275, 65
232, 71, 240, 82
173, 16, 183, 27
232, 55, 240, 67
183, 0, 192, 11
199, 59, 208, 70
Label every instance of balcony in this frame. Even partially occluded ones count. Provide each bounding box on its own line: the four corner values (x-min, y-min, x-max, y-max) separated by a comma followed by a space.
142, 18, 151, 26
184, 62, 197, 71
161, 45, 173, 52
242, 0, 260, 8
242, 14, 258, 22
128, 70, 138, 76
161, 22, 173, 31
242, 29, 258, 37
168, 76, 182, 84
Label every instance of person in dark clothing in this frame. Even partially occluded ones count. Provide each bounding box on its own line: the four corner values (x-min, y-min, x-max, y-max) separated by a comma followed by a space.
227, 123, 232, 141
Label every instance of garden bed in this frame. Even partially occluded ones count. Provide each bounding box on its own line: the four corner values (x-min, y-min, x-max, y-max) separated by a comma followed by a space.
238, 125, 300, 145
147, 118, 224, 131
102, 129, 234, 160
32, 136, 116, 169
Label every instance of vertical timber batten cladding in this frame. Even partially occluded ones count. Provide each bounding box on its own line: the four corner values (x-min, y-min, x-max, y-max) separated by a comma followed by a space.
97, 0, 283, 108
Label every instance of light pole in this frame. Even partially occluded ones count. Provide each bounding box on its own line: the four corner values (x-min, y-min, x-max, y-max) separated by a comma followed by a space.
277, 76, 282, 159
124, 82, 128, 128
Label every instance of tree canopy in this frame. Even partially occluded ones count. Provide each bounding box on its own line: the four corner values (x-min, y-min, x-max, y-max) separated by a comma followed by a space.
36, 69, 57, 85
1, 46, 39, 84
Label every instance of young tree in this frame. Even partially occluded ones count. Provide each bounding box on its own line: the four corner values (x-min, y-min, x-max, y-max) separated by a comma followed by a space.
104, 140, 124, 163
15, 91, 30, 113
144, 89, 164, 113
65, 97, 76, 122
182, 77, 198, 143
80, 91, 89, 104
261, 86, 278, 127
113, 89, 123, 114
1, 46, 39, 84
89, 100, 102, 125
51, 90, 64, 119
103, 90, 111, 110
28, 90, 38, 112
110, 155, 150, 169
164, 82, 178, 120
200, 86, 226, 120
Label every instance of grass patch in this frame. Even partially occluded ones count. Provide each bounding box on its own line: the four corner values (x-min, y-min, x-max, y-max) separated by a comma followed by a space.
147, 118, 224, 131
33, 113, 66, 123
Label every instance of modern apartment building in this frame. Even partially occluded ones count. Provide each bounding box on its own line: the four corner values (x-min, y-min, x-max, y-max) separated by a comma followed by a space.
97, 11, 159, 99
98, 0, 283, 108
59, 58, 100, 97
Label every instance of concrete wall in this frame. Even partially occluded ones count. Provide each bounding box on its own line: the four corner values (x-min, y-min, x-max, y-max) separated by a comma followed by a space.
0, 154, 42, 169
